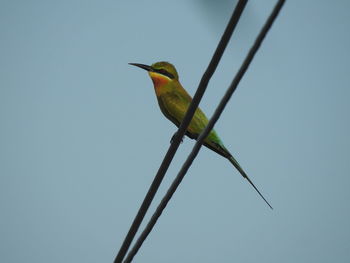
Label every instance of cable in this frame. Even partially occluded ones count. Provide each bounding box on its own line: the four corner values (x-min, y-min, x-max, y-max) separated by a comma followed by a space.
123, 0, 285, 262
113, 1, 248, 262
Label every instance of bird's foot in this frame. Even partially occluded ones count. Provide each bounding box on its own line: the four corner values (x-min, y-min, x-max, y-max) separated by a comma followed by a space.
170, 132, 184, 144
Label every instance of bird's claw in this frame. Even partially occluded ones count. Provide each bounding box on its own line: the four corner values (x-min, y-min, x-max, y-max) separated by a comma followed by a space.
171, 132, 183, 144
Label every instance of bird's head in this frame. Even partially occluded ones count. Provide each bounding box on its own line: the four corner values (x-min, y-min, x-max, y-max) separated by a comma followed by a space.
129, 61, 179, 87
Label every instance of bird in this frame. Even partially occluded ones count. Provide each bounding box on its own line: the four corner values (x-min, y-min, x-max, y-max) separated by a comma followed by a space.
129, 61, 272, 209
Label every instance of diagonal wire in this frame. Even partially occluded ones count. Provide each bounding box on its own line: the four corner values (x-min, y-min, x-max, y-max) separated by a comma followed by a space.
113, 1, 248, 262
123, 0, 285, 262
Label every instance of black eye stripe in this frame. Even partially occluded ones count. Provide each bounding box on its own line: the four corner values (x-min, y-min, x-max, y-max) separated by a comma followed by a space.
154, 68, 174, 79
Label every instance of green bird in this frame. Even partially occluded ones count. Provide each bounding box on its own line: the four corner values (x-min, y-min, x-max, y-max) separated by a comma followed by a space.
129, 61, 272, 209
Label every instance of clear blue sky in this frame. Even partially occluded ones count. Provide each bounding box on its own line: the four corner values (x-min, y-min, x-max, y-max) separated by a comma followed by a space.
1, 0, 350, 262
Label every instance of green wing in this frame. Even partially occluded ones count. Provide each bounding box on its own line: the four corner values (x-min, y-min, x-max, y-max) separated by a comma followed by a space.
158, 91, 231, 158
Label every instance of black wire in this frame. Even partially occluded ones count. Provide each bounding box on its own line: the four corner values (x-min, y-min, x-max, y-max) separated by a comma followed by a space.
113, 1, 248, 262
123, 0, 285, 262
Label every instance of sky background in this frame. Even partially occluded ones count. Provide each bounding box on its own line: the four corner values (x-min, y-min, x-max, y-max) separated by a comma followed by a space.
1, 0, 350, 262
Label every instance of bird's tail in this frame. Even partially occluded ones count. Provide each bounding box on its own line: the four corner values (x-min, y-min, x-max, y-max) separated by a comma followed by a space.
228, 155, 273, 209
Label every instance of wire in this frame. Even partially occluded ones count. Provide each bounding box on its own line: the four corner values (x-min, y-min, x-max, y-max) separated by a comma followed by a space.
113, 1, 248, 262
123, 0, 285, 262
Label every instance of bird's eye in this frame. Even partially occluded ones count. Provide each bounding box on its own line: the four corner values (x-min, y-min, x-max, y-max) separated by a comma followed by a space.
157, 69, 174, 79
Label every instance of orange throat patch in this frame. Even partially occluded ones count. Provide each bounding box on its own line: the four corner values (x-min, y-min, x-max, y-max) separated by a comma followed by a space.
149, 72, 171, 95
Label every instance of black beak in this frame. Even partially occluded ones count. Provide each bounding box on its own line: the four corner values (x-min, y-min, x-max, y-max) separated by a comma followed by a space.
128, 63, 153, 72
